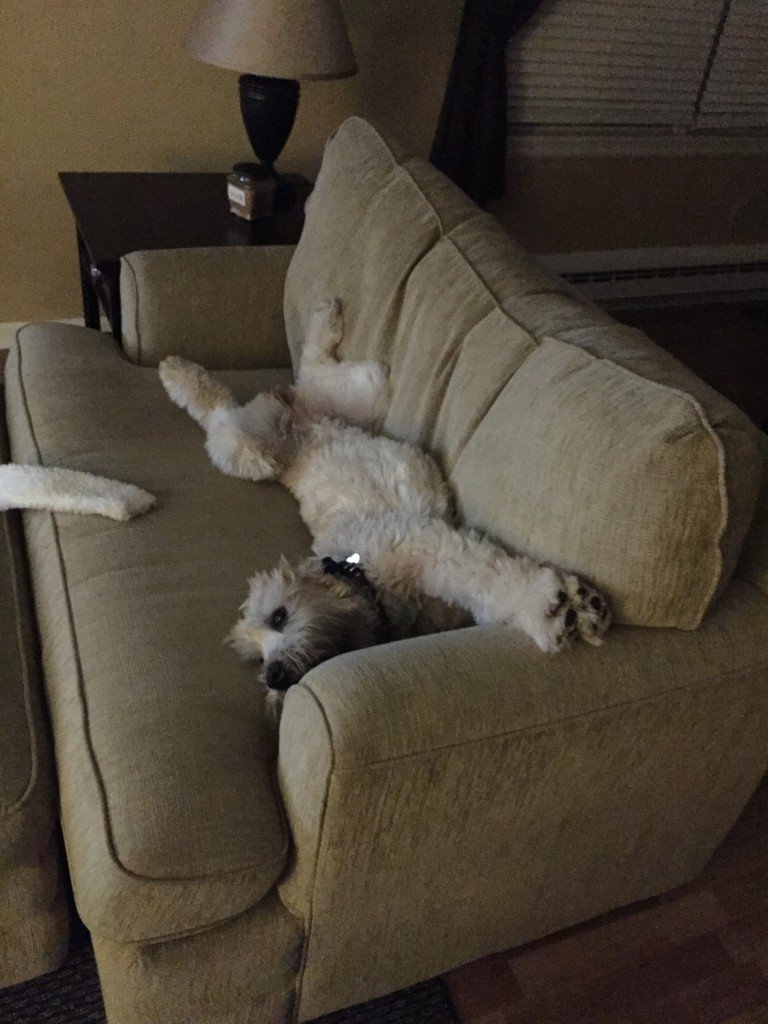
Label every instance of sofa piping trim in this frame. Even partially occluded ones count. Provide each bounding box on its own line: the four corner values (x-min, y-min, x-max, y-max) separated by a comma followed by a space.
601, 355, 729, 627
289, 684, 336, 1020
0, 506, 40, 816
13, 327, 289, 890
304, 652, 768, 772
121, 254, 142, 365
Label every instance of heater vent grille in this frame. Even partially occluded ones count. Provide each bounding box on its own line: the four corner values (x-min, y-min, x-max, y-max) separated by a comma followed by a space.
538, 248, 768, 305
563, 260, 768, 285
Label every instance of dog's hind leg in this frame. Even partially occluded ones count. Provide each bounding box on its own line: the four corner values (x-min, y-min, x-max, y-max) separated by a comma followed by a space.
159, 356, 291, 481
370, 518, 610, 653
300, 298, 345, 368
297, 299, 390, 429
159, 355, 237, 428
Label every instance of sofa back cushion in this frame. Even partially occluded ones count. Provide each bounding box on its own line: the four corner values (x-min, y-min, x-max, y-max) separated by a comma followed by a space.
284, 117, 763, 628
284, 119, 441, 370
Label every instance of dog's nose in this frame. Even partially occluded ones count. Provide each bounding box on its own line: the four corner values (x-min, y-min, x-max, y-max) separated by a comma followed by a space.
266, 661, 293, 691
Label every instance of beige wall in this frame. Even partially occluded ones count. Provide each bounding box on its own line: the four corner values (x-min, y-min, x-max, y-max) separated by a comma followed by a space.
0, 0, 463, 321
4, 2, 765, 323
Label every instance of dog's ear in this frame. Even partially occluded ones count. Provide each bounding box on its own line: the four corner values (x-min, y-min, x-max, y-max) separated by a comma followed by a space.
226, 620, 263, 661
273, 384, 295, 408
276, 555, 296, 582
296, 555, 328, 580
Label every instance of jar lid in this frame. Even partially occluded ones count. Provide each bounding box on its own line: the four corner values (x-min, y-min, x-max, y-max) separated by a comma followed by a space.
232, 161, 272, 183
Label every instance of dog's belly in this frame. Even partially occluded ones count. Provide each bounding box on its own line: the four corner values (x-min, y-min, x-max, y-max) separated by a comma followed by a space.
283, 420, 451, 544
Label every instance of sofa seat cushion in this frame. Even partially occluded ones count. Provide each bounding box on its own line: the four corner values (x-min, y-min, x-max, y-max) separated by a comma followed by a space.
5, 324, 310, 943
284, 116, 763, 629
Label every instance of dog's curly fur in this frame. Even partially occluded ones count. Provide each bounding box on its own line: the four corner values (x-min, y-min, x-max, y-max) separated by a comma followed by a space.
160, 300, 611, 702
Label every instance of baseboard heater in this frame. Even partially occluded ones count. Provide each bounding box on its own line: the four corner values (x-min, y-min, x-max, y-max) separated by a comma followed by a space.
537, 244, 768, 309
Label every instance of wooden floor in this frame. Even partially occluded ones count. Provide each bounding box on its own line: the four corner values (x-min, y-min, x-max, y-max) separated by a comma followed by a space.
445, 779, 768, 1024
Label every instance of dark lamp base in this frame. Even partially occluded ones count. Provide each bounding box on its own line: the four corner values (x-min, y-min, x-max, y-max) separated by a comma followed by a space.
238, 74, 300, 172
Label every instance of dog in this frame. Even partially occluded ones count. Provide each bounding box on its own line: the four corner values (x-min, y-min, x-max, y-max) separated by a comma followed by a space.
159, 300, 611, 702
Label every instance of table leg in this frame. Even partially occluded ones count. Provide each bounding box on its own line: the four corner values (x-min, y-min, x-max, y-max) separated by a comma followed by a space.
76, 231, 100, 330
105, 269, 122, 344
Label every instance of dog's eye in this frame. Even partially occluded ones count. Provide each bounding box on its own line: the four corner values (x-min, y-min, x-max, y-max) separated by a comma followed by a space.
268, 606, 287, 631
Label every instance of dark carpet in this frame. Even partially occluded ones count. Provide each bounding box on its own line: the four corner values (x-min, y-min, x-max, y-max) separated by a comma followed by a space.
0, 928, 459, 1024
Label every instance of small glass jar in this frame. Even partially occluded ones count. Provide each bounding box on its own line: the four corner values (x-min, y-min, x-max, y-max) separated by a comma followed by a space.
227, 163, 277, 221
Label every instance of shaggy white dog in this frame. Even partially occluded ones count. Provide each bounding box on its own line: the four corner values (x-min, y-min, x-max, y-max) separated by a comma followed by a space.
160, 300, 610, 695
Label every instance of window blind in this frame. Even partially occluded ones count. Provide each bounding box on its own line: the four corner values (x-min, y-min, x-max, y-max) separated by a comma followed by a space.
506, 0, 726, 127
696, 0, 768, 129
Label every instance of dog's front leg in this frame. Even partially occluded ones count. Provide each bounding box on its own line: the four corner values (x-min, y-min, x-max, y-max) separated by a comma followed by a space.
376, 519, 610, 652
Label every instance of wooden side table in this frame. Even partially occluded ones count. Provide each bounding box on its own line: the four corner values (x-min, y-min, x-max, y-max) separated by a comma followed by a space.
59, 172, 311, 343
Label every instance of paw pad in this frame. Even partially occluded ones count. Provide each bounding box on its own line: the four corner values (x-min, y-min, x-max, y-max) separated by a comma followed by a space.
542, 573, 611, 652
566, 576, 611, 647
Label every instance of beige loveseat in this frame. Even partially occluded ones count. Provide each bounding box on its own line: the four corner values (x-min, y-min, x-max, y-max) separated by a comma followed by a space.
3, 117, 768, 1023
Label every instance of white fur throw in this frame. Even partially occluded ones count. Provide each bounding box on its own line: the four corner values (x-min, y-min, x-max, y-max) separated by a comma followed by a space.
0, 464, 155, 521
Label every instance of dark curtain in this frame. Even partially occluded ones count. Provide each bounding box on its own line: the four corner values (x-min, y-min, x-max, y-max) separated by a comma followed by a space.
430, 0, 545, 206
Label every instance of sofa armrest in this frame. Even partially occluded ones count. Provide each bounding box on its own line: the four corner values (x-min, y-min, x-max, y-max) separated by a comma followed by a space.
278, 582, 768, 1019
0, 399, 69, 985
120, 246, 295, 368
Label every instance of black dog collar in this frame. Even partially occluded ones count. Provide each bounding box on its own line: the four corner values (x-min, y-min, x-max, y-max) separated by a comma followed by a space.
321, 556, 389, 639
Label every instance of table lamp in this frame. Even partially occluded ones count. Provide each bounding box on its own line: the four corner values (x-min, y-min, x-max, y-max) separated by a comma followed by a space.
186, 0, 357, 192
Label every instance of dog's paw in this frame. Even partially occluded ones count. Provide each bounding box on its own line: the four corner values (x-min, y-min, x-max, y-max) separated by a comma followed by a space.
522, 567, 611, 653
158, 355, 202, 407
159, 356, 237, 427
305, 298, 344, 361
312, 296, 342, 324
562, 573, 611, 647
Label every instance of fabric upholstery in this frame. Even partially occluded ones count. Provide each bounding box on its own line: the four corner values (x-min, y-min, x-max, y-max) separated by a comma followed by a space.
284, 116, 762, 629
738, 432, 768, 599
279, 578, 768, 1019
0, 400, 69, 987
93, 893, 303, 1024
284, 120, 441, 371
5, 324, 311, 943
121, 246, 295, 369
0, 519, 34, 814
452, 337, 733, 627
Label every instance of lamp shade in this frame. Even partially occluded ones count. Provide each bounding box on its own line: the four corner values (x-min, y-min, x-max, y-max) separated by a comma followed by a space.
185, 0, 357, 80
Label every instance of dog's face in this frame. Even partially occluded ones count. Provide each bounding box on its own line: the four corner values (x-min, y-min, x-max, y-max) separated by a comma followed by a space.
228, 557, 381, 691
